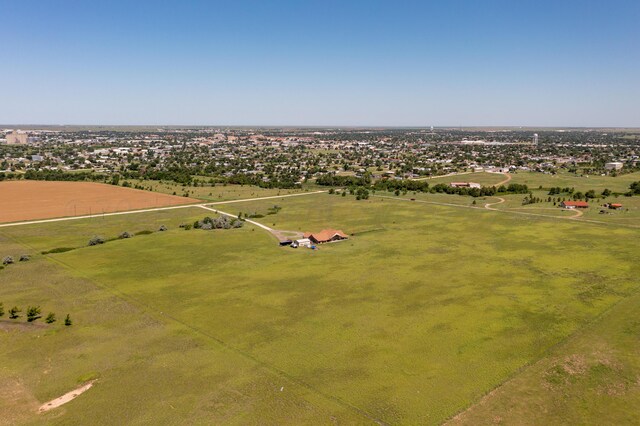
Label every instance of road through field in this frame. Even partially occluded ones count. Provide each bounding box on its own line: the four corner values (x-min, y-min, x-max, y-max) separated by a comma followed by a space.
0, 191, 327, 229
411, 171, 473, 181
493, 172, 512, 186
484, 197, 505, 210
375, 195, 640, 229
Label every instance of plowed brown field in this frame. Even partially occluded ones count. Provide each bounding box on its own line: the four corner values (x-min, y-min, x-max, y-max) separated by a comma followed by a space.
0, 181, 200, 223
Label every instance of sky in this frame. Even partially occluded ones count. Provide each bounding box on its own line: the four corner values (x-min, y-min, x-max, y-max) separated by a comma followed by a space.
1, 0, 639, 127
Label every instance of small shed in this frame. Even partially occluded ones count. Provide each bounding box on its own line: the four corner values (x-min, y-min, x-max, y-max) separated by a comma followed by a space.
291, 238, 312, 248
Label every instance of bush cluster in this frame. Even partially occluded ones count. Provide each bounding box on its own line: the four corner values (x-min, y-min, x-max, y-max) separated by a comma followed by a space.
193, 215, 243, 230
2, 255, 30, 266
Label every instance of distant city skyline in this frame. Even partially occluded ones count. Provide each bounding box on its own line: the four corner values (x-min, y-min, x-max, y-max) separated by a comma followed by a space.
2, 0, 639, 127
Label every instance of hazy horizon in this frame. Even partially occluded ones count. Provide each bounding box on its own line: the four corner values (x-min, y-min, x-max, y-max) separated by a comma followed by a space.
2, 0, 639, 127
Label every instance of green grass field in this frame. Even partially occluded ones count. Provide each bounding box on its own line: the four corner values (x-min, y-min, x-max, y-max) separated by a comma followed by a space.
122, 179, 304, 202
418, 171, 509, 186
508, 170, 640, 193
1, 183, 639, 424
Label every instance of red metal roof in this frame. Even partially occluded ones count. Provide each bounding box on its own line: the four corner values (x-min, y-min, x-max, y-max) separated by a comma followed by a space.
303, 229, 349, 242
562, 201, 589, 207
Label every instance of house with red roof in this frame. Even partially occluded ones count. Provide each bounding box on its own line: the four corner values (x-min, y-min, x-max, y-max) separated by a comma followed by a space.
303, 229, 349, 244
560, 200, 589, 209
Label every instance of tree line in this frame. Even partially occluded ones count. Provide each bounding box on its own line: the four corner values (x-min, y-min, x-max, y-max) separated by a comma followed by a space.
0, 302, 71, 325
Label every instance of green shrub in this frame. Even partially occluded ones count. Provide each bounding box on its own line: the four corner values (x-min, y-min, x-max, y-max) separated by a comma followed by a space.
88, 236, 106, 246
26, 306, 41, 322
42, 247, 75, 255
9, 306, 21, 319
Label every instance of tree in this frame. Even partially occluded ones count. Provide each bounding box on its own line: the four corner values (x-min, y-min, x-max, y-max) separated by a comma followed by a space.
0, 302, 4, 317
9, 306, 21, 319
2, 256, 13, 265
64, 314, 72, 326
19, 254, 30, 262
88, 236, 105, 246
602, 188, 612, 197
118, 231, 134, 239
26, 306, 41, 322
45, 312, 56, 324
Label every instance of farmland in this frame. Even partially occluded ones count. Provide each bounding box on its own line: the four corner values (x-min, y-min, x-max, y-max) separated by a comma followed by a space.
1, 177, 639, 424
0, 181, 200, 224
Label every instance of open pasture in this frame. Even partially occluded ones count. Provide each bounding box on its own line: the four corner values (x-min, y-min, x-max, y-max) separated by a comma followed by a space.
508, 170, 640, 193
419, 171, 508, 186
2, 191, 638, 424
123, 179, 304, 202
0, 181, 200, 224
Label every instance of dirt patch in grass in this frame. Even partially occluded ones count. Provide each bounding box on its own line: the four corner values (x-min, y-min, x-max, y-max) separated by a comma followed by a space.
38, 381, 96, 413
0, 320, 48, 332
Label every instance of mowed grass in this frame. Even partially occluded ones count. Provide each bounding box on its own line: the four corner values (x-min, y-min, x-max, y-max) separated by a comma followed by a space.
4, 192, 633, 424
418, 172, 509, 186
508, 170, 640, 193
124, 179, 304, 202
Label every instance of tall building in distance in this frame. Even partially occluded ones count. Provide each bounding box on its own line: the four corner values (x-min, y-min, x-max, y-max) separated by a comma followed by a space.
6, 130, 29, 145
533, 133, 539, 144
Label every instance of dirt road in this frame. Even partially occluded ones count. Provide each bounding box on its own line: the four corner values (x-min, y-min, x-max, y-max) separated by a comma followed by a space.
0, 191, 327, 229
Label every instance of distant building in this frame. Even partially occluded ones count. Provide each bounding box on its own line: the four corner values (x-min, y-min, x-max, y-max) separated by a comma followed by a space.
605, 162, 623, 171
560, 201, 589, 209
450, 182, 481, 189
291, 238, 312, 248
303, 229, 349, 244
6, 130, 29, 145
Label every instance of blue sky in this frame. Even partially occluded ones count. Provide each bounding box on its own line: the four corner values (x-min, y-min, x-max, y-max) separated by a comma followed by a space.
1, 0, 639, 126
